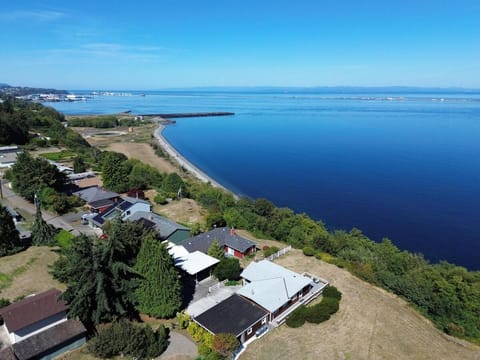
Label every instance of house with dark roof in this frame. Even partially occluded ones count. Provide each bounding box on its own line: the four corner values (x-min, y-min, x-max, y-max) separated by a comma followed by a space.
73, 186, 120, 213
193, 294, 268, 344
0, 289, 87, 360
0, 289, 68, 344
84, 197, 151, 228
180, 227, 257, 259
11, 319, 86, 360
127, 211, 190, 244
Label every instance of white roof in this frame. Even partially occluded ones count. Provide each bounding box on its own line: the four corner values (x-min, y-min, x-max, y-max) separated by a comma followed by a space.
168, 245, 219, 275
237, 260, 312, 312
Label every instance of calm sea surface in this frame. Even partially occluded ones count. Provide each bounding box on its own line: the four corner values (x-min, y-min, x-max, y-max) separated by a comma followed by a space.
48, 90, 480, 270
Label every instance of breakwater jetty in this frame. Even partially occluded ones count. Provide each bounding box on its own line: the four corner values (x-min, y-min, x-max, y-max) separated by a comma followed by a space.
140, 111, 234, 118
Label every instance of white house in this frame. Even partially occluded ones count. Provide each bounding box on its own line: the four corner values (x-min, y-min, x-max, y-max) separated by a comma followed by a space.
0, 289, 68, 344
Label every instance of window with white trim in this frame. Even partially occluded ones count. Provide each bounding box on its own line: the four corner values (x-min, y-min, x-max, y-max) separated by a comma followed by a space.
261, 317, 267, 324
247, 327, 253, 335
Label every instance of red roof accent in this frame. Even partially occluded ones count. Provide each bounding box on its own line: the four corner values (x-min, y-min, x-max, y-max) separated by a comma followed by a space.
0, 289, 68, 333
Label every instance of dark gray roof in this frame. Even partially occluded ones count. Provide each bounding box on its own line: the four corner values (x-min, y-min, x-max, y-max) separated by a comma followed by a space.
88, 198, 115, 210
180, 227, 256, 254
0, 289, 67, 333
73, 186, 119, 204
127, 211, 189, 240
12, 319, 87, 360
194, 294, 268, 337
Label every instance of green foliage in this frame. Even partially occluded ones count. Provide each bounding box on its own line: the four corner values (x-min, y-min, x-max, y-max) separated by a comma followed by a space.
213, 257, 241, 281
154, 193, 168, 205
208, 239, 225, 260
68, 115, 118, 128
0, 100, 30, 144
134, 235, 182, 318
101, 151, 131, 192
127, 159, 163, 189
162, 172, 186, 198
87, 319, 169, 359
38, 186, 83, 214
176, 311, 191, 329
286, 285, 342, 328
206, 213, 226, 229
40, 150, 76, 161
212, 333, 240, 358
10, 152, 67, 202
52, 225, 142, 330
187, 321, 214, 352
263, 246, 279, 257
302, 246, 315, 256
31, 201, 56, 246
55, 229, 75, 248
0, 205, 22, 257
322, 285, 342, 300
285, 305, 307, 328
73, 156, 87, 173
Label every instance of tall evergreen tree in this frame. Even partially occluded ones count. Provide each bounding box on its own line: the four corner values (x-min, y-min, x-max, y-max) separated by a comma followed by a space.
0, 205, 22, 256
31, 195, 56, 246
55, 233, 138, 332
134, 235, 182, 318
101, 152, 130, 192
207, 239, 225, 260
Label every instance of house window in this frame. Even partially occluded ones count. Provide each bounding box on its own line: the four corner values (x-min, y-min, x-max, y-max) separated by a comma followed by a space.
126, 210, 131, 216
261, 317, 267, 325
247, 327, 253, 335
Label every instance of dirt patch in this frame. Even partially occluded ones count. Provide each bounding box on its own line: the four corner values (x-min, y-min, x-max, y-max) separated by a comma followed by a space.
240, 249, 480, 360
107, 142, 177, 174
145, 191, 206, 225
0, 246, 65, 300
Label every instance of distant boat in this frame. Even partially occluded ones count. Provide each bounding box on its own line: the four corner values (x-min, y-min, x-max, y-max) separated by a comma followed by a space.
140, 93, 146, 97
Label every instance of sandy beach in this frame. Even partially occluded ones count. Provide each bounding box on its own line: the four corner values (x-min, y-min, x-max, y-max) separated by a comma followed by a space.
154, 124, 234, 195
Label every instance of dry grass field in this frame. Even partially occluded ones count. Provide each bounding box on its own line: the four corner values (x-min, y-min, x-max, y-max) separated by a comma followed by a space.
0, 246, 65, 300
145, 191, 206, 225
241, 249, 480, 360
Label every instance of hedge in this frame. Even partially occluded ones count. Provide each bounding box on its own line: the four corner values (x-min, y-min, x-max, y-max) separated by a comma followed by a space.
286, 285, 342, 328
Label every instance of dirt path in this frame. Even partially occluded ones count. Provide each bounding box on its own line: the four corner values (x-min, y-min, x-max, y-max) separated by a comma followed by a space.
241, 250, 480, 360
107, 142, 177, 174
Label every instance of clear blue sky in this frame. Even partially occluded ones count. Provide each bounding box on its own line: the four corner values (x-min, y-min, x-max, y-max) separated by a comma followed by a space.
1, 0, 479, 90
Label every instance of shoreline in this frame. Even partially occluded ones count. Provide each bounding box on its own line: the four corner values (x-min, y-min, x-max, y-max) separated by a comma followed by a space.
153, 123, 236, 197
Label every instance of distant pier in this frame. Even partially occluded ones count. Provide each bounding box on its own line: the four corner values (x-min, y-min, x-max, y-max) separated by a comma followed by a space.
140, 111, 234, 118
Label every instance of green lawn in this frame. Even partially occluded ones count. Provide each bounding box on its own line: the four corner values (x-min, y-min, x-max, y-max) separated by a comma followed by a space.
40, 150, 77, 161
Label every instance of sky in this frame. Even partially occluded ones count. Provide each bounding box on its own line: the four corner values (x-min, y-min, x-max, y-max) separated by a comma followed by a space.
1, 0, 479, 90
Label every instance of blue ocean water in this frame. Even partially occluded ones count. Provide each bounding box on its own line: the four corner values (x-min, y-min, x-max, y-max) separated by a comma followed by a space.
47, 90, 480, 270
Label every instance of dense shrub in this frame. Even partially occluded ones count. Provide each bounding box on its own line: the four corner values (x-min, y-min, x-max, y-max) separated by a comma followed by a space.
303, 246, 315, 256
285, 305, 307, 328
87, 320, 169, 359
322, 285, 342, 300
263, 246, 279, 257
286, 286, 342, 328
55, 229, 75, 248
154, 193, 168, 205
213, 257, 242, 281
